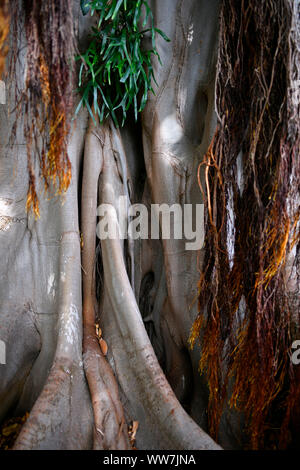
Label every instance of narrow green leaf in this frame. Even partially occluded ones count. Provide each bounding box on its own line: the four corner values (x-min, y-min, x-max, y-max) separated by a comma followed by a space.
112, 0, 123, 20
155, 28, 171, 42
80, 0, 90, 16
120, 66, 131, 83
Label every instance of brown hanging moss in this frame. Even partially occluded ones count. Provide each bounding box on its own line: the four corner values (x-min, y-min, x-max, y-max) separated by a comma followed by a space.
190, 0, 300, 450
0, 0, 9, 78
9, 0, 74, 217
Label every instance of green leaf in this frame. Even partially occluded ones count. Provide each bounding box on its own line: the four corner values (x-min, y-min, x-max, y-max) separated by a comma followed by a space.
105, 0, 116, 20
112, 0, 124, 20
134, 94, 138, 121
120, 66, 131, 83
97, 84, 110, 109
142, 2, 152, 27
133, 0, 142, 30
75, 0, 170, 127
154, 28, 171, 42
74, 96, 84, 117
80, 0, 90, 16
100, 32, 108, 55
78, 62, 85, 87
121, 30, 131, 65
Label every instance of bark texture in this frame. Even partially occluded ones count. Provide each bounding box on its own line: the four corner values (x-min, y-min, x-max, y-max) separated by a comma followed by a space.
0, 0, 297, 451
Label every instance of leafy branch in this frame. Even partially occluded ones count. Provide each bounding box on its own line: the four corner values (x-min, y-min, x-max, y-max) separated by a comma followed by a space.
76, 0, 170, 127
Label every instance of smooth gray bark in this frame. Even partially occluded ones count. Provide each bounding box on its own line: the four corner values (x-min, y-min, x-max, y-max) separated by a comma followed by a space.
0, 0, 235, 450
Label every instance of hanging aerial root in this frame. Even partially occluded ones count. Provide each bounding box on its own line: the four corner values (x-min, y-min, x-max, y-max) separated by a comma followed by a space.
190, 0, 300, 449
9, 0, 75, 218
0, 0, 9, 78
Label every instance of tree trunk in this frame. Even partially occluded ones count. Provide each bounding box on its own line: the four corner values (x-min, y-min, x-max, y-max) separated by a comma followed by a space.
0, 0, 298, 451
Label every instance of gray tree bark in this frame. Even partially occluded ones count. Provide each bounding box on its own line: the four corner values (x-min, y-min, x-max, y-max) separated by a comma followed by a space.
0, 0, 244, 450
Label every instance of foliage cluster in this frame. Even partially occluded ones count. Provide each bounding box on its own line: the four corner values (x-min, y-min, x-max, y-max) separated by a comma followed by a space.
77, 0, 169, 126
